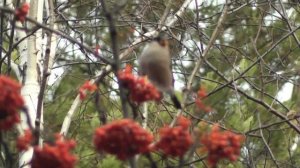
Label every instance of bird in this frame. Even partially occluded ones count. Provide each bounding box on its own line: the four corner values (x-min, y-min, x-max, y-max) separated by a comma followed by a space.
138, 35, 181, 109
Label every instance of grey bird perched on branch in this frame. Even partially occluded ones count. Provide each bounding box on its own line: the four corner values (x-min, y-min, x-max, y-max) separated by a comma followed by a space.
138, 35, 181, 109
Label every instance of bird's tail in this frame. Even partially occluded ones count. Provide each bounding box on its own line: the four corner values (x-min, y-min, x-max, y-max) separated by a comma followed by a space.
170, 93, 182, 109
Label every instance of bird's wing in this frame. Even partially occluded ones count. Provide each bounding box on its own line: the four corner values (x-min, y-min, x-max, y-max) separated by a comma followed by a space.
146, 61, 173, 92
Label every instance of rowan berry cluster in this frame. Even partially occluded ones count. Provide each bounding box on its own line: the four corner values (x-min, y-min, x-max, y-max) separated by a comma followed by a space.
93, 119, 154, 160
154, 116, 193, 157
195, 88, 211, 112
200, 125, 244, 167
31, 134, 77, 168
16, 129, 33, 151
15, 3, 30, 22
79, 80, 97, 100
0, 75, 24, 130
118, 64, 161, 103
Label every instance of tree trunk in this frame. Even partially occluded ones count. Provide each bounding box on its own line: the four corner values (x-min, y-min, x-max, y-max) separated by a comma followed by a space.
19, 0, 44, 167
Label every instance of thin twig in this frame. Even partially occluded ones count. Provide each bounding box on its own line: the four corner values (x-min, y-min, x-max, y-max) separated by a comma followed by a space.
274, 1, 300, 48
246, 115, 300, 134
0, 133, 12, 168
35, 47, 51, 145
256, 111, 280, 167
0, 0, 6, 73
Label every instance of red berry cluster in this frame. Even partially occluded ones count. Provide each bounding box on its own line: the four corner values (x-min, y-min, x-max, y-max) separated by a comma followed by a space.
0, 75, 24, 130
16, 129, 33, 151
15, 3, 30, 23
118, 64, 161, 103
31, 134, 77, 168
154, 116, 193, 157
195, 88, 211, 113
93, 119, 154, 160
200, 125, 244, 167
79, 80, 97, 100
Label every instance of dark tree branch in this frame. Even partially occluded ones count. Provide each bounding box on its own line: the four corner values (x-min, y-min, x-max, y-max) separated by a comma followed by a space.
99, 0, 130, 118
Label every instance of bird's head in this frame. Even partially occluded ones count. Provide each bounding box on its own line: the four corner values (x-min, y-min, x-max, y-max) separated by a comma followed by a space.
154, 34, 169, 48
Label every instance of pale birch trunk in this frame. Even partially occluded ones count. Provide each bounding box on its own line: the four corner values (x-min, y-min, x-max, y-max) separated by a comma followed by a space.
19, 0, 44, 167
